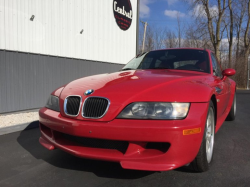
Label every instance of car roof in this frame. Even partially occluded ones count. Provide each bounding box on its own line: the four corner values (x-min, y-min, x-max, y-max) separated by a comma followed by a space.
151, 48, 213, 53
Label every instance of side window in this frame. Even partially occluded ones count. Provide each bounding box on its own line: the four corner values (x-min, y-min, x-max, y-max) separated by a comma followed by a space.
211, 54, 222, 78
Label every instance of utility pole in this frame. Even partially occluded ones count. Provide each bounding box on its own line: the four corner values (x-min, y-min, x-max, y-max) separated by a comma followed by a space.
141, 20, 148, 53
177, 13, 181, 48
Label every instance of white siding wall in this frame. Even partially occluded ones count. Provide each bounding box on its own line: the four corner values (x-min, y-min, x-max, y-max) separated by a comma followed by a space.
0, 0, 138, 64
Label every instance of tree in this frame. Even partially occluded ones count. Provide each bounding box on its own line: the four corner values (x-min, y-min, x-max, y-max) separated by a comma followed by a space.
234, 0, 247, 61
177, 13, 182, 48
188, 0, 227, 59
154, 27, 167, 50
165, 29, 178, 48
184, 22, 213, 49
144, 25, 155, 51
236, 0, 250, 88
227, 0, 234, 68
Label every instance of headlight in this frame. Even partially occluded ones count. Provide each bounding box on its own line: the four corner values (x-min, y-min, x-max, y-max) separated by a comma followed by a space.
45, 95, 60, 112
117, 102, 190, 119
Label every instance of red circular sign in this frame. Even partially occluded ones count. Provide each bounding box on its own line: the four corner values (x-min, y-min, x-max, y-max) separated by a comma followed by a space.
113, 0, 133, 31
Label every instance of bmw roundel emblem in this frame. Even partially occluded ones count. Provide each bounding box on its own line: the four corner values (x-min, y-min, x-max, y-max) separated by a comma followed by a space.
84, 89, 94, 96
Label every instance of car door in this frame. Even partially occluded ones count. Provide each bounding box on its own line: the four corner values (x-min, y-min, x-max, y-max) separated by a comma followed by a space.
210, 53, 231, 118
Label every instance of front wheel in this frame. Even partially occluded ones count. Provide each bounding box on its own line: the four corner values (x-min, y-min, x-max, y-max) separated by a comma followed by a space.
191, 101, 215, 172
226, 93, 236, 121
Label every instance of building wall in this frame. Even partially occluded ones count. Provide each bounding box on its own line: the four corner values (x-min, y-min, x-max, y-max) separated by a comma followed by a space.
0, 50, 123, 113
0, 0, 137, 64
0, 0, 138, 113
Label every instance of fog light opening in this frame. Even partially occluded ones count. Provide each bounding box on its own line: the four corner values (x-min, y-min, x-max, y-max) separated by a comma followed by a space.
145, 142, 170, 153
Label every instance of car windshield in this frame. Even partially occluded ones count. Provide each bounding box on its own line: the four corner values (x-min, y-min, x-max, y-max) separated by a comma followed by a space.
122, 49, 210, 73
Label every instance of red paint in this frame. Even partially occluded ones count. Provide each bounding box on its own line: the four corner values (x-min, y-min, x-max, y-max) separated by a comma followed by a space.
39, 48, 236, 171
222, 68, 236, 77
39, 137, 55, 150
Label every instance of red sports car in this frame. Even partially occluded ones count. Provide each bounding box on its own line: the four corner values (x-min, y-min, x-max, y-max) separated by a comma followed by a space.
39, 48, 236, 172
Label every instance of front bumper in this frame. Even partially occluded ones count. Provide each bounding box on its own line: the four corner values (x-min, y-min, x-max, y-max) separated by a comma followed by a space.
39, 102, 209, 171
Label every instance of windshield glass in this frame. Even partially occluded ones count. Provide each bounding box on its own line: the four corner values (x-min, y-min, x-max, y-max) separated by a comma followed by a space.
122, 49, 210, 73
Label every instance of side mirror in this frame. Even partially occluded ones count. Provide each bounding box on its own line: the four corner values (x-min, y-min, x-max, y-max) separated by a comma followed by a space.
222, 68, 236, 77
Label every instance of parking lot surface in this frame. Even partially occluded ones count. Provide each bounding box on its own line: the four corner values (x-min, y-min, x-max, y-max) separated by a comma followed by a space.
0, 90, 250, 187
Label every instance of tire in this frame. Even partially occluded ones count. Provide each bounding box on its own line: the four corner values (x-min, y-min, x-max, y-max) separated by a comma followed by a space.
226, 93, 236, 121
191, 101, 215, 172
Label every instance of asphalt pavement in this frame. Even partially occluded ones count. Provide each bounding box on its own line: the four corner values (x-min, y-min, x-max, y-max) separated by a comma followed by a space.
0, 90, 250, 187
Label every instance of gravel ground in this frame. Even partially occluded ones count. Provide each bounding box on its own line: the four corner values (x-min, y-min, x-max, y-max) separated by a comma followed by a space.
0, 111, 39, 128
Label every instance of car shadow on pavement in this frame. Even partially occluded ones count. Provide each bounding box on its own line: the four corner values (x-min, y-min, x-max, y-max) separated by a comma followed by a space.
17, 121, 154, 179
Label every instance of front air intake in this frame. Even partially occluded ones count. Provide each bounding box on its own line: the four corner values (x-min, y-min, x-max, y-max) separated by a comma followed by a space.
82, 97, 109, 118
57, 132, 129, 154
64, 96, 81, 116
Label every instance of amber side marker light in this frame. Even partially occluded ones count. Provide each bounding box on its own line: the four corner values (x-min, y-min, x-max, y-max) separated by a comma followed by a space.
183, 128, 201, 135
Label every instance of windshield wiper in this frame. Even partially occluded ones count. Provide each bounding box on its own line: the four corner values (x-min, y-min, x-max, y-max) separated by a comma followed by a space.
186, 69, 205, 72
151, 67, 170, 69
119, 68, 136, 71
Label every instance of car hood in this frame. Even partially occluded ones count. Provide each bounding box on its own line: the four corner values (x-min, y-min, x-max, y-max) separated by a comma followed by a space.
59, 69, 213, 121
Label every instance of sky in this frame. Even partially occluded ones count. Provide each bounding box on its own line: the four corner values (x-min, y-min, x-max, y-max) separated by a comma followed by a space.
139, 0, 194, 30
138, 0, 233, 50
